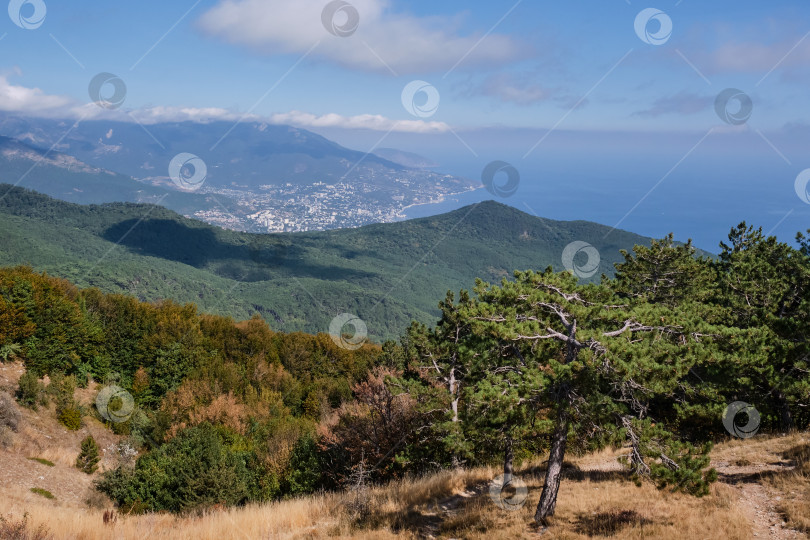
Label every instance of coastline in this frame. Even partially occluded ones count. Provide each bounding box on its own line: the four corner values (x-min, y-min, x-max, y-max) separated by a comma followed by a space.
398, 185, 485, 220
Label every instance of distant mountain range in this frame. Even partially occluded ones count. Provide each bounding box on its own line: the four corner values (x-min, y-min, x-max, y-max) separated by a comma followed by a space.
0, 115, 475, 232
0, 185, 660, 341
0, 135, 226, 216
372, 148, 440, 169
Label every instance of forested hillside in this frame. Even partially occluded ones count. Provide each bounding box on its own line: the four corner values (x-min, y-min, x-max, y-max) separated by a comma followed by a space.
0, 185, 659, 341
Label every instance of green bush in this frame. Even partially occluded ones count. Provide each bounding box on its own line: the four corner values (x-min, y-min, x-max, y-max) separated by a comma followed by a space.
96, 423, 266, 513
57, 407, 81, 430
48, 373, 81, 430
15, 370, 44, 409
47, 372, 76, 411
76, 435, 100, 474
283, 436, 321, 496
29, 488, 54, 499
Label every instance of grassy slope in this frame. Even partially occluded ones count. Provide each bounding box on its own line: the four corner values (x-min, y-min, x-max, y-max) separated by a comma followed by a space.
0, 185, 658, 340
1, 380, 807, 540
2, 360, 807, 539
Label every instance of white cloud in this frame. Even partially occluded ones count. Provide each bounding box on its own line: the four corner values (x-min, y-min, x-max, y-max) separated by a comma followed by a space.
0, 75, 74, 114
0, 74, 448, 133
197, 0, 523, 74
268, 110, 449, 133
127, 106, 252, 124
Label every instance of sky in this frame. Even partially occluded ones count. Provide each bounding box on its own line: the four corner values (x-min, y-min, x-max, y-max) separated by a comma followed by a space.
1, 0, 809, 247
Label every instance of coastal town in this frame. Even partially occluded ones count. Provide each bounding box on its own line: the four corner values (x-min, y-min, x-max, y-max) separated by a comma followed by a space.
191, 170, 478, 232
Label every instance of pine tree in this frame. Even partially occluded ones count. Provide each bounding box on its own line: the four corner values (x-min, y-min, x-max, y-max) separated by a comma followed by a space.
613, 234, 715, 307
716, 223, 810, 431
464, 269, 720, 524
612, 236, 730, 438
404, 291, 478, 467
15, 369, 44, 409
76, 435, 100, 474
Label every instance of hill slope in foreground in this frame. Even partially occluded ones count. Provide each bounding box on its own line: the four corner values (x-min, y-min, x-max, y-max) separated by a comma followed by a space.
0, 185, 662, 341
0, 363, 807, 540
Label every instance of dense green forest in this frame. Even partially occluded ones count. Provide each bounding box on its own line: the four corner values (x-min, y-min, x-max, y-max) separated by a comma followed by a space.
1, 218, 807, 522
0, 185, 660, 341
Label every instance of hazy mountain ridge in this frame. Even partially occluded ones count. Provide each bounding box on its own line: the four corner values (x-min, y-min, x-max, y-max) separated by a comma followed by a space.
372, 148, 440, 169
0, 115, 476, 233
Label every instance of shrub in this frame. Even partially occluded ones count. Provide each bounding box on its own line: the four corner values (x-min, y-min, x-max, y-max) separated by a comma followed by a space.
0, 427, 13, 449
49, 373, 81, 430
283, 435, 322, 496
0, 392, 21, 432
96, 423, 264, 513
47, 373, 76, 412
0, 343, 22, 362
57, 407, 81, 431
29, 488, 54, 500
15, 370, 44, 410
28, 458, 55, 467
0, 512, 51, 540
76, 436, 100, 474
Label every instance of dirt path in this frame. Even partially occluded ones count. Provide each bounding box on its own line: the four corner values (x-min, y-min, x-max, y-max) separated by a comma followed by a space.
417, 483, 487, 539
734, 482, 799, 539
713, 459, 804, 540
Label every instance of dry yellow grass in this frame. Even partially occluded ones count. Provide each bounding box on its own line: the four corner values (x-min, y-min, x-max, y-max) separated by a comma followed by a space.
7, 435, 810, 540
766, 439, 810, 533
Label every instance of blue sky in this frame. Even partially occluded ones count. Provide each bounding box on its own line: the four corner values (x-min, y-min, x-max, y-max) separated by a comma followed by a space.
2, 0, 810, 247
3, 0, 809, 131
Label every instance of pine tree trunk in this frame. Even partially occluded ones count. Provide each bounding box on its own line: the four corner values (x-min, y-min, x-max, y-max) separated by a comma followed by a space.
534, 387, 570, 524
773, 388, 794, 432
449, 367, 459, 423
449, 366, 462, 469
503, 435, 514, 485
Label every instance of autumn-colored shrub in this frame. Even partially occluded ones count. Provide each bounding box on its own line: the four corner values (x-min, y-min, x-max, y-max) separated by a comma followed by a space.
162, 379, 248, 438
319, 367, 417, 486
0, 512, 51, 540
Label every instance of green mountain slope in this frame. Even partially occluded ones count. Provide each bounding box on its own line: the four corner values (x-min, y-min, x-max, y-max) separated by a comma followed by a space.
0, 185, 658, 340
